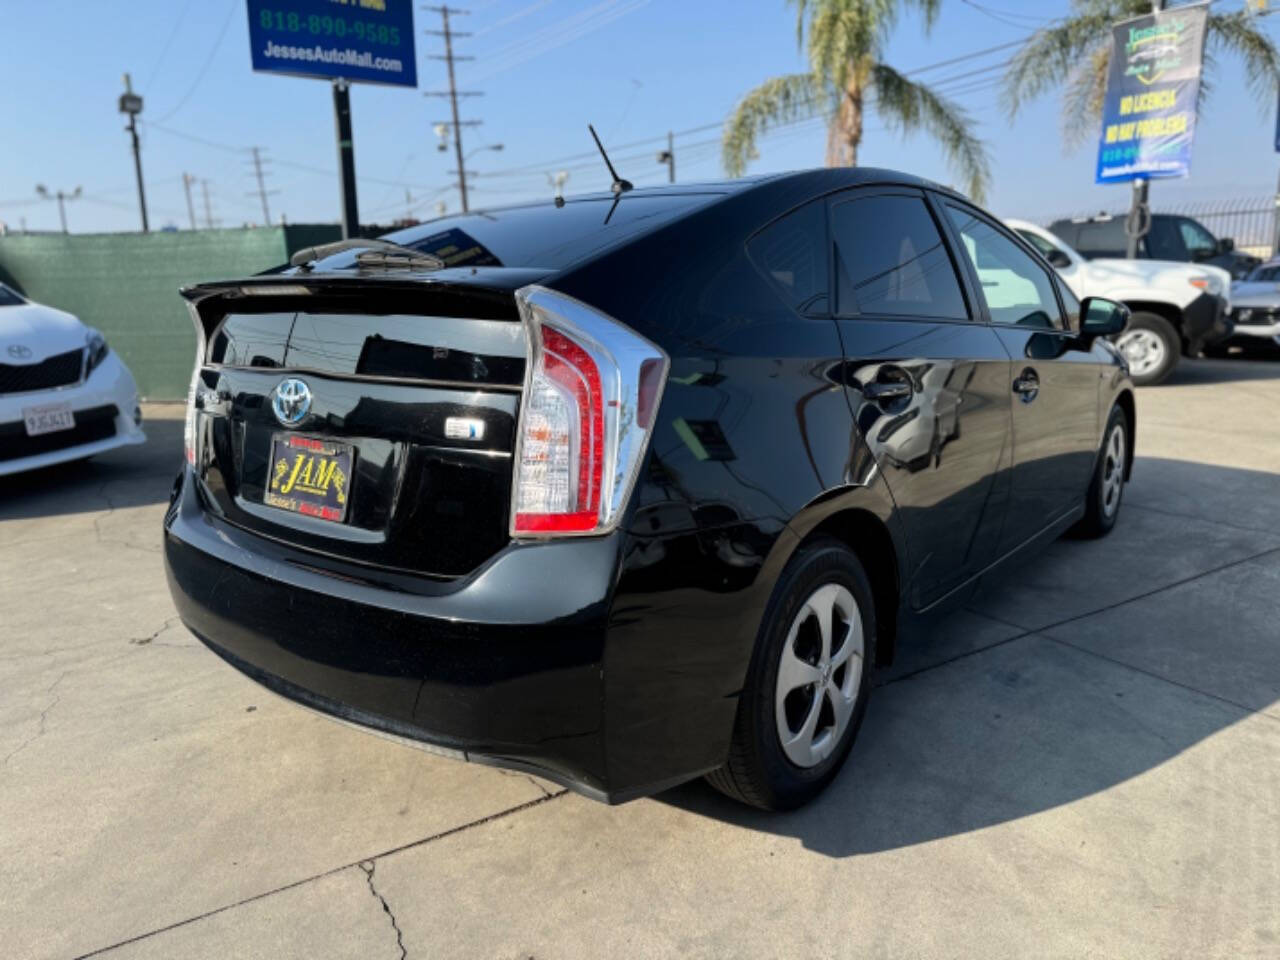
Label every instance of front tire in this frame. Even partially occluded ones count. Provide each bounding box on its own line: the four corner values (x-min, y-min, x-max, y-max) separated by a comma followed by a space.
705, 538, 876, 810
1076, 404, 1128, 538
1114, 312, 1179, 386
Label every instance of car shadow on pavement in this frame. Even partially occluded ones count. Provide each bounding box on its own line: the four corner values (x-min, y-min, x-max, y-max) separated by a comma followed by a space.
659, 457, 1280, 857
0, 414, 183, 521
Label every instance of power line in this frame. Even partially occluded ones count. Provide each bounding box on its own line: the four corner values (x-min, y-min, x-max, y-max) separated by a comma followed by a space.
152, 0, 239, 125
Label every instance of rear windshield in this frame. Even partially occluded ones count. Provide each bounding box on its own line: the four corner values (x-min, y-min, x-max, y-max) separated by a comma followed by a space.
377, 193, 721, 271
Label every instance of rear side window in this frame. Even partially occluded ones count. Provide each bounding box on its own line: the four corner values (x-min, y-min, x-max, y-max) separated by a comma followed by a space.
747, 200, 828, 314
1145, 218, 1183, 260
1073, 220, 1126, 258
831, 194, 968, 320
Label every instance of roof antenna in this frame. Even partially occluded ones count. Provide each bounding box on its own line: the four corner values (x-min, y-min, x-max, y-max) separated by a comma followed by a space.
588, 124, 633, 195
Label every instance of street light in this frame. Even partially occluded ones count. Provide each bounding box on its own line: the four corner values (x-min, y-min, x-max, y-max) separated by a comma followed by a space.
465, 143, 504, 161
36, 184, 82, 234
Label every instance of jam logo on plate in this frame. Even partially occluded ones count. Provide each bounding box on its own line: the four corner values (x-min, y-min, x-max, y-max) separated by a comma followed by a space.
263, 434, 352, 523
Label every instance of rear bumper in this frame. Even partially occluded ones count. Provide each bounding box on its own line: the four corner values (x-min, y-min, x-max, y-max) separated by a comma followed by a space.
164, 467, 623, 800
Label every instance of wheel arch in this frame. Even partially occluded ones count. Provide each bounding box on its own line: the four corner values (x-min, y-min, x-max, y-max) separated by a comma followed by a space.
1121, 301, 1188, 351
788, 501, 903, 668
1113, 388, 1136, 480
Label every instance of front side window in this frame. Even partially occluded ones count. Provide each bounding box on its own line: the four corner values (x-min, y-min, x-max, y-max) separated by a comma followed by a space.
945, 204, 1064, 330
1247, 264, 1280, 283
831, 194, 968, 320
1178, 218, 1217, 259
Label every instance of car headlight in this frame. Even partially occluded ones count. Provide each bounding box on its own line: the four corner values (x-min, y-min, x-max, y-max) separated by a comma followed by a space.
1189, 274, 1223, 296
85, 329, 109, 374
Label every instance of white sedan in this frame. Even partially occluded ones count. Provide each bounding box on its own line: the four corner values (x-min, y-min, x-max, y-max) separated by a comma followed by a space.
0, 282, 145, 476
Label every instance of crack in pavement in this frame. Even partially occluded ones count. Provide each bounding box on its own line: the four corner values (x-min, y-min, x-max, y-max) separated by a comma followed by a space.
359, 861, 407, 960
70, 789, 565, 959
129, 616, 184, 647
3, 670, 68, 766
91, 481, 162, 555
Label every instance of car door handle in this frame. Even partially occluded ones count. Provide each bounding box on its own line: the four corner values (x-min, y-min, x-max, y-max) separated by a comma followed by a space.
1012, 368, 1040, 402
863, 380, 912, 402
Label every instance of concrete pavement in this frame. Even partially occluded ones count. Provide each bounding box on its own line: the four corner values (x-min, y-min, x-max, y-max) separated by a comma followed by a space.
2, 358, 1278, 959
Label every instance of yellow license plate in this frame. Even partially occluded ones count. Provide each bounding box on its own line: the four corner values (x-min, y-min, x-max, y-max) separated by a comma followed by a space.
264, 434, 353, 523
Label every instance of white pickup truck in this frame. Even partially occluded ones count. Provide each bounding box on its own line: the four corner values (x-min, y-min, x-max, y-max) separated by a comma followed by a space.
1006, 219, 1232, 385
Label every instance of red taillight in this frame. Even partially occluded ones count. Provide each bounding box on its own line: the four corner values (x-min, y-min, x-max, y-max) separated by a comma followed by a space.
514, 325, 605, 533
511, 286, 669, 538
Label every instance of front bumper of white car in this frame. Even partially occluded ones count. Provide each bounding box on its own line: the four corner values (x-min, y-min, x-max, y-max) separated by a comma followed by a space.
0, 351, 146, 477
1222, 305, 1280, 347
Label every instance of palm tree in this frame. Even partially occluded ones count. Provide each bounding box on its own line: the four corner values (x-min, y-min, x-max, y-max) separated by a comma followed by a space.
722, 0, 991, 201
1004, 1, 1280, 148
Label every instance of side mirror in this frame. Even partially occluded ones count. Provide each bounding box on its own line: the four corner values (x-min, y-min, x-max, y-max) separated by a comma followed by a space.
1217, 236, 1235, 254
1080, 297, 1130, 338
1046, 248, 1072, 269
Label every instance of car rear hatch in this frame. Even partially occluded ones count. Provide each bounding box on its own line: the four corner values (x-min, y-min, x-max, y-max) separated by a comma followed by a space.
183, 270, 546, 579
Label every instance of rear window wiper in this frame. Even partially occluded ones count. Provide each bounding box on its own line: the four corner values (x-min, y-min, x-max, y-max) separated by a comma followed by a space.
289, 238, 445, 271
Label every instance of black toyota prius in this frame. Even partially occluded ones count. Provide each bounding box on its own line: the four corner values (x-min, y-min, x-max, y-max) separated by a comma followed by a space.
165, 168, 1135, 810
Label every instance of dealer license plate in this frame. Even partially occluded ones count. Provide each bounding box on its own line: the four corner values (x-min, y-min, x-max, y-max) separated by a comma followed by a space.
23, 403, 75, 437
264, 434, 354, 524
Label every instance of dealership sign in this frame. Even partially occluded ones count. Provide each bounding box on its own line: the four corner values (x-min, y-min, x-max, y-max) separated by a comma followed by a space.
247, 0, 417, 88
1094, 2, 1208, 184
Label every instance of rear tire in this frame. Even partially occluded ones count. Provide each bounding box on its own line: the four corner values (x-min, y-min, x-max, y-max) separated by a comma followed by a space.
1076, 404, 1128, 539
705, 538, 877, 810
1113, 312, 1179, 386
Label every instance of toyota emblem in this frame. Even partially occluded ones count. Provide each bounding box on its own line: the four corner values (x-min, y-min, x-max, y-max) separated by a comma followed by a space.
272, 378, 312, 427
7, 344, 33, 360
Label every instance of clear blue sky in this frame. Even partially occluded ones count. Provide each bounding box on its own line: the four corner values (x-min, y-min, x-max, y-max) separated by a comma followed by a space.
1, 0, 1274, 234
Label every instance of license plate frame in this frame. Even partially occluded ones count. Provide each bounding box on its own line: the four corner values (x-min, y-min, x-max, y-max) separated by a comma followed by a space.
263, 434, 354, 524
22, 402, 76, 437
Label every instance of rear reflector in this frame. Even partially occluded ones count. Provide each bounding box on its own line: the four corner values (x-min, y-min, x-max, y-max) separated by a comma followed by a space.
511, 286, 668, 538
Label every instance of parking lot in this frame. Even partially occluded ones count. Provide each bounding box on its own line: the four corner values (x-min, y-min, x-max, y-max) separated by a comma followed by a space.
2, 357, 1277, 959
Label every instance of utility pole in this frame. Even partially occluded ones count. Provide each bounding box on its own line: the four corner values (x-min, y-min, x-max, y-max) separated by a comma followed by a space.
119, 73, 149, 233
248, 147, 275, 226
1124, 0, 1164, 259
35, 184, 81, 234
182, 173, 198, 230
424, 6, 483, 213
200, 179, 215, 229
657, 130, 675, 183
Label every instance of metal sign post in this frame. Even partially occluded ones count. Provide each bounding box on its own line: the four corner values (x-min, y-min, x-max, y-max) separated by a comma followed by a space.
333, 80, 359, 238
245, 0, 418, 235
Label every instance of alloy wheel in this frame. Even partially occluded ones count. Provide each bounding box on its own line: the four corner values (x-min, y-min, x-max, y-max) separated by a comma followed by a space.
1102, 422, 1126, 518
774, 582, 864, 768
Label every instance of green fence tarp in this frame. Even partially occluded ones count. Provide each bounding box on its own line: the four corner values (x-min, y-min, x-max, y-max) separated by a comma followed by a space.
0, 225, 340, 399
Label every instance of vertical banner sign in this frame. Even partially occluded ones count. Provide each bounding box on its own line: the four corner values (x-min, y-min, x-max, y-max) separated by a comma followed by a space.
247, 0, 417, 88
1095, 2, 1208, 184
